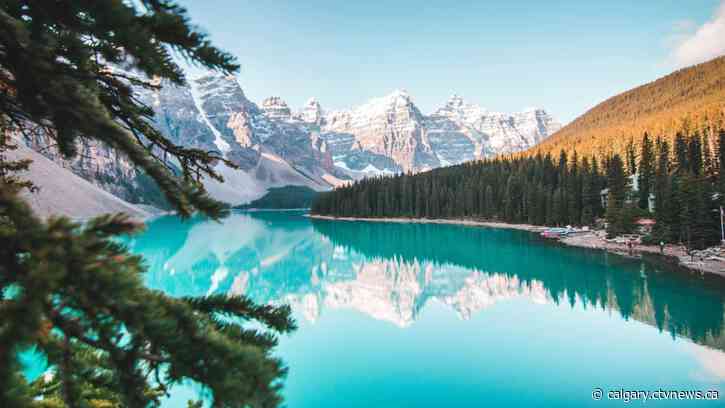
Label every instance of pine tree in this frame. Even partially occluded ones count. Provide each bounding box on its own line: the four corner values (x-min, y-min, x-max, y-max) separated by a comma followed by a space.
606, 154, 630, 236
688, 133, 703, 176
675, 132, 689, 172
591, 156, 604, 218
676, 172, 714, 249
1, 2, 296, 407
580, 157, 596, 225
653, 138, 673, 241
567, 151, 582, 225
625, 138, 637, 176
552, 187, 564, 225
312, 129, 723, 247
607, 155, 628, 208
703, 129, 716, 181
555, 150, 568, 220
484, 184, 494, 218
638, 133, 655, 211
718, 130, 725, 195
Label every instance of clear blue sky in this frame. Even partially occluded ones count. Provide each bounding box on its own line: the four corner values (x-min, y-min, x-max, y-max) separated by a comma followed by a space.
178, 0, 724, 123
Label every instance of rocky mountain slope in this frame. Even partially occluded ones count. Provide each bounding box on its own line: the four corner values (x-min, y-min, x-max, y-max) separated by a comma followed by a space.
8, 142, 153, 220
319, 91, 561, 173
424, 95, 560, 166
24, 75, 559, 208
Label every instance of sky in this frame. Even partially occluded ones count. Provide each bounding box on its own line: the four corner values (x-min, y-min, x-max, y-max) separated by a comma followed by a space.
178, 0, 725, 123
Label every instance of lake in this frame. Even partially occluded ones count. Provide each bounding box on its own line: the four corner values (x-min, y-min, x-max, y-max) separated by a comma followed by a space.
121, 210, 725, 406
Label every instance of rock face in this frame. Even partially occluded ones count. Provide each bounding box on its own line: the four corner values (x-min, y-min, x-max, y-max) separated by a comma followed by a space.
321, 90, 438, 173
21, 132, 169, 209
191, 75, 261, 168
295, 98, 323, 125
425, 94, 561, 167
8, 141, 152, 220
318, 91, 561, 173
26, 75, 343, 207
143, 78, 218, 153
185, 77, 341, 187
23, 74, 559, 208
260, 96, 292, 121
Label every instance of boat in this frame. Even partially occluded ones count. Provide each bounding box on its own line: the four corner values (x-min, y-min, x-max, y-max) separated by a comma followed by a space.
541, 227, 573, 239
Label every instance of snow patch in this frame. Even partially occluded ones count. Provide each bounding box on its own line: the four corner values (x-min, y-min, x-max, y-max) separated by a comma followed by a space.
260, 151, 287, 164
189, 80, 231, 154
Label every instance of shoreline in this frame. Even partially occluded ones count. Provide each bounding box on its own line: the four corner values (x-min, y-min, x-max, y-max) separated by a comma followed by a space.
236, 207, 311, 212
308, 214, 725, 278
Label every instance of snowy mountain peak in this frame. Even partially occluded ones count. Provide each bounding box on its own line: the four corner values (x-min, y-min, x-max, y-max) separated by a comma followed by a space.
28, 73, 561, 210
261, 96, 292, 121
433, 94, 487, 121
194, 74, 244, 99
386, 89, 413, 104
518, 107, 552, 120
446, 94, 466, 109
389, 88, 410, 98
349, 89, 419, 120
296, 98, 324, 124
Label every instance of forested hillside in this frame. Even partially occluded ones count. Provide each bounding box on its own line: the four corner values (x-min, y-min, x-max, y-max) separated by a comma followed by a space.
528, 56, 725, 158
236, 186, 319, 209
312, 130, 725, 249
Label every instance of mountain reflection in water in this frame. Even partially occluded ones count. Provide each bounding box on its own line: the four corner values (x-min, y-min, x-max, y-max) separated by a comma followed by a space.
118, 210, 725, 407
125, 210, 725, 352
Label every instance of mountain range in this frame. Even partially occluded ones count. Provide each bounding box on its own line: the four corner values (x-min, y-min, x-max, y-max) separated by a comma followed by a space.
20, 74, 560, 211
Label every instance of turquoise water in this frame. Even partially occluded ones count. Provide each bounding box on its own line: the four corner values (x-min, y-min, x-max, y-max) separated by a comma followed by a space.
48, 211, 725, 406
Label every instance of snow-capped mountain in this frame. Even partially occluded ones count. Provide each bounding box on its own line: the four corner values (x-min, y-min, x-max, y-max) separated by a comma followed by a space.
425, 95, 562, 162
24, 75, 559, 208
295, 98, 324, 125
260, 96, 293, 121
319, 90, 437, 174
317, 91, 560, 173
